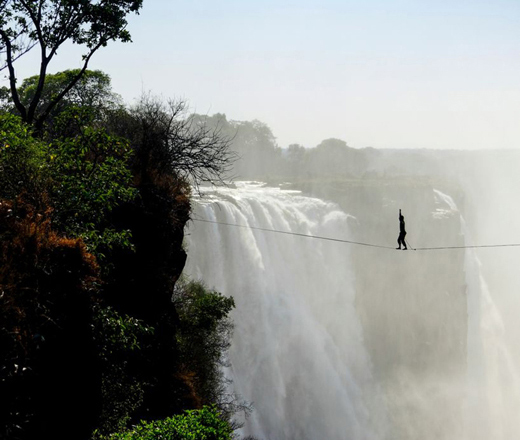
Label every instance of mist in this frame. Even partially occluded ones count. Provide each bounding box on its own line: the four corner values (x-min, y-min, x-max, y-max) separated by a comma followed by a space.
183, 120, 520, 439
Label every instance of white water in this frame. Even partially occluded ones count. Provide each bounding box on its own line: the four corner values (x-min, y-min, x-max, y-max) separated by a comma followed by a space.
185, 182, 387, 439
184, 182, 520, 439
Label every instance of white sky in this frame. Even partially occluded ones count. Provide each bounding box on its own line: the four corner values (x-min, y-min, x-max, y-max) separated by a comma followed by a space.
4, 0, 520, 149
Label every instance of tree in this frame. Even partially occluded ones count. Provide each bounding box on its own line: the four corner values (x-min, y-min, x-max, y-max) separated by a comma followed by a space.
17, 68, 121, 113
308, 138, 368, 177
0, 69, 123, 136
120, 95, 237, 191
0, 0, 142, 128
173, 280, 235, 412
46, 108, 137, 259
188, 113, 283, 179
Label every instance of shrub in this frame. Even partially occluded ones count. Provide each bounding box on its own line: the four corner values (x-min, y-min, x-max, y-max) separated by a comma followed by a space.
173, 279, 251, 426
93, 306, 155, 435
108, 406, 233, 440
0, 113, 46, 206
46, 108, 137, 260
173, 280, 235, 409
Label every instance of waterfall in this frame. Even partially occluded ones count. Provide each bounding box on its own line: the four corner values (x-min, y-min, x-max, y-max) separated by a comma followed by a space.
184, 182, 520, 439
184, 182, 387, 440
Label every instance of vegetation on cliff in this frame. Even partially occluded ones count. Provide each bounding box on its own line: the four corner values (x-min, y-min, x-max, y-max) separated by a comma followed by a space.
0, 81, 240, 440
109, 405, 234, 440
0, 2, 240, 438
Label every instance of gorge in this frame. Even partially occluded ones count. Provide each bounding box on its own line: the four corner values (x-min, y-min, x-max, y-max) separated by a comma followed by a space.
184, 164, 520, 440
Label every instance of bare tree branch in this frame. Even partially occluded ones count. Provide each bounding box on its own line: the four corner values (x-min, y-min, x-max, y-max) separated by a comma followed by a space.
128, 95, 238, 192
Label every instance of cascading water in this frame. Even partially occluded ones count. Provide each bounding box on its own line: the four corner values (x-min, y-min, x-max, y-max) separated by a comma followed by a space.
183, 182, 520, 439
184, 182, 388, 440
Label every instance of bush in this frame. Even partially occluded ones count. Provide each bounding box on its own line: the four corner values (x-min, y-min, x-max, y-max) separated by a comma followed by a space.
46, 108, 137, 260
93, 306, 155, 435
0, 110, 137, 263
173, 280, 235, 409
173, 280, 251, 427
0, 113, 46, 206
108, 406, 233, 440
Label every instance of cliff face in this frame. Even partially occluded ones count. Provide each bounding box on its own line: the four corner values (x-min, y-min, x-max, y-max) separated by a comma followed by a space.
0, 180, 194, 439
105, 178, 195, 420
291, 179, 469, 440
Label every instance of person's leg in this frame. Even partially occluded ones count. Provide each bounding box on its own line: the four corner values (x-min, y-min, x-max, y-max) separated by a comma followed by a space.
403, 233, 407, 250
397, 235, 401, 249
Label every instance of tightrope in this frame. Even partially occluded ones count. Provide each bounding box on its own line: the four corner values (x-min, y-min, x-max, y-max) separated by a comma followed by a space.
414, 244, 520, 251
192, 218, 395, 249
192, 218, 520, 252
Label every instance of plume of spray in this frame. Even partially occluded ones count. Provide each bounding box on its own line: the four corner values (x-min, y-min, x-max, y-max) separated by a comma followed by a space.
434, 189, 520, 440
183, 180, 520, 439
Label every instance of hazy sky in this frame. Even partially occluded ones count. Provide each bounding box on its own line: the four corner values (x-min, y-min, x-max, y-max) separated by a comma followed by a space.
5, 0, 520, 149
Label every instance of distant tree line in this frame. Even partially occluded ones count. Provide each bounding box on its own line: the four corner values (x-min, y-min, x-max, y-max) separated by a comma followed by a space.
190, 113, 380, 181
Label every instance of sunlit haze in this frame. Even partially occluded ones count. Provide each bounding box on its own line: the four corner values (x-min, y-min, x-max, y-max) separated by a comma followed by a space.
4, 0, 520, 149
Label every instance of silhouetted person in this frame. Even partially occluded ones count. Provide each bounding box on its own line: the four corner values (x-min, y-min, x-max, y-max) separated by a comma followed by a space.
397, 209, 407, 250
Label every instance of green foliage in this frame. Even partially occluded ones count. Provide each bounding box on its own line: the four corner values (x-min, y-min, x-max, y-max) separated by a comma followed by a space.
0, 109, 137, 264
173, 280, 240, 417
108, 406, 233, 440
0, 68, 238, 438
0, 69, 123, 132
0, 113, 46, 204
46, 108, 137, 257
17, 69, 121, 113
0, 0, 143, 126
94, 305, 154, 361
3, 0, 142, 52
175, 281, 235, 333
93, 306, 155, 435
